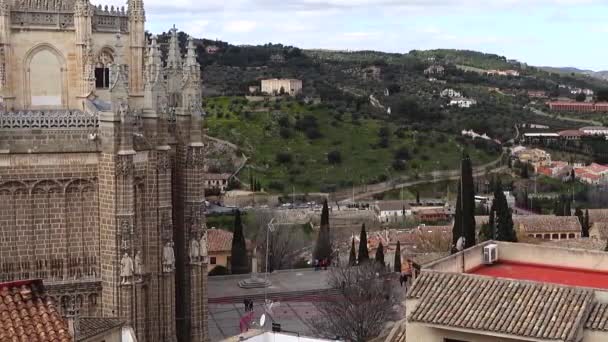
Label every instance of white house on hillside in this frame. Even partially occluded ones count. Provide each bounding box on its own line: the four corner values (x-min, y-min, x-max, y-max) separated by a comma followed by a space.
450, 97, 477, 108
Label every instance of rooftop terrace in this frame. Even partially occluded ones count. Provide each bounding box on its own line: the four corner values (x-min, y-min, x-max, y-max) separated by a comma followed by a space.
469, 260, 608, 290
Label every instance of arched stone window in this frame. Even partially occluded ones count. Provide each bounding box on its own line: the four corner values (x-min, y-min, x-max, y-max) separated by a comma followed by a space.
95, 49, 114, 89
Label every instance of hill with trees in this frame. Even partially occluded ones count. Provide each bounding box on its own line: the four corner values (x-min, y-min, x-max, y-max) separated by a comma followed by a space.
153, 30, 608, 193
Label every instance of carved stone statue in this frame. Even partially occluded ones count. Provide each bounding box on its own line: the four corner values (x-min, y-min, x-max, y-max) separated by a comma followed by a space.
199, 230, 208, 259
134, 251, 143, 277
189, 237, 200, 264
120, 253, 134, 285
162, 241, 175, 273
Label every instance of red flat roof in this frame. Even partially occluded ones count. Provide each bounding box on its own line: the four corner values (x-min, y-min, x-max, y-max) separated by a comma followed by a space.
469, 261, 608, 290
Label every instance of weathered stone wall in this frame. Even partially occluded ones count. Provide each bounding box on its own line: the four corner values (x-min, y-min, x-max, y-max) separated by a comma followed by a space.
0, 153, 99, 280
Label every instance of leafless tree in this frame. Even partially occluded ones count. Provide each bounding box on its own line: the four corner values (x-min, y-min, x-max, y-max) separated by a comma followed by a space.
309, 263, 401, 342
249, 210, 311, 271
413, 229, 452, 254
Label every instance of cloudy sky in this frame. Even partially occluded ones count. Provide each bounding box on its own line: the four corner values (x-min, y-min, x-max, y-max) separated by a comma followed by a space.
99, 0, 608, 70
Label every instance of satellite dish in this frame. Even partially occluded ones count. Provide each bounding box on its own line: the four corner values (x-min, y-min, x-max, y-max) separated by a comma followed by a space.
456, 237, 466, 252
260, 314, 266, 327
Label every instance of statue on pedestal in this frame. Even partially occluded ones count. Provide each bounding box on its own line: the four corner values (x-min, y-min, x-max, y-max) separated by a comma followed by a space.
134, 251, 144, 282
199, 230, 208, 263
120, 253, 134, 285
189, 236, 200, 264
163, 241, 175, 273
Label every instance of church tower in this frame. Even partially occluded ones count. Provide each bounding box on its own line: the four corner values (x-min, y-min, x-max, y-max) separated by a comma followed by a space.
128, 0, 146, 109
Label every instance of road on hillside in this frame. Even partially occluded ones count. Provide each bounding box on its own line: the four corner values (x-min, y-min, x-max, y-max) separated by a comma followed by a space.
334, 157, 507, 203
527, 106, 602, 127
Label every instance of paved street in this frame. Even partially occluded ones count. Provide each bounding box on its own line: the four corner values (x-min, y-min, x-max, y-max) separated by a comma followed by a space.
207, 269, 334, 341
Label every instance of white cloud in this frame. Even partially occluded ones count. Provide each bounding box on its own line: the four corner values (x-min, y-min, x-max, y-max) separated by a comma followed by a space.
224, 20, 258, 33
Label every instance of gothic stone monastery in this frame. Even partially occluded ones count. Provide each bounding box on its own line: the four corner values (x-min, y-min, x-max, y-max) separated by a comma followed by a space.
0, 0, 210, 341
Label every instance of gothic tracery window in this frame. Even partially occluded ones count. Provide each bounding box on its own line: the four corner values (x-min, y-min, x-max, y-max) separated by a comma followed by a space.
95, 50, 114, 89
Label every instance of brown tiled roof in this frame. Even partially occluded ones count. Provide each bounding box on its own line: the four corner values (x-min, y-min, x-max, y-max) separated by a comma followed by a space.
408, 272, 593, 341
516, 215, 582, 233
588, 209, 608, 224
0, 280, 72, 342
208, 229, 252, 253
476, 215, 582, 233
76, 317, 123, 341
586, 303, 608, 332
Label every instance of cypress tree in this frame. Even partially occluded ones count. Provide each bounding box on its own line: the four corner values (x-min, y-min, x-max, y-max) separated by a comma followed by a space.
452, 153, 476, 253
576, 208, 585, 237
416, 191, 421, 205
349, 238, 357, 266
493, 181, 517, 242
394, 241, 402, 273
358, 224, 369, 264
230, 210, 250, 274
313, 199, 332, 262
375, 242, 385, 266
584, 209, 591, 238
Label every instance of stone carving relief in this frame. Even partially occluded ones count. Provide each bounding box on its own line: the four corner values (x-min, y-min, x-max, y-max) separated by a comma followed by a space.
0, 110, 99, 129
189, 236, 200, 265
116, 156, 133, 177
186, 147, 204, 169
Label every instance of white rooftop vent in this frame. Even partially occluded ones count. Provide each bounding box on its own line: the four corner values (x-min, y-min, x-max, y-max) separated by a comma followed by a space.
483, 244, 498, 265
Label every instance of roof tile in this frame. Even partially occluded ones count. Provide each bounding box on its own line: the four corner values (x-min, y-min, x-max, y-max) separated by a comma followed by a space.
408, 272, 593, 342
0, 280, 72, 342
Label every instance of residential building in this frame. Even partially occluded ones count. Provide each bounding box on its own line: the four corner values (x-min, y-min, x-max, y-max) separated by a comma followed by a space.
590, 222, 608, 241
423, 64, 445, 75
206, 45, 220, 54
536, 161, 572, 179
580, 126, 608, 136
516, 215, 582, 240
588, 209, 608, 226
449, 97, 477, 108
203, 173, 232, 193
475, 215, 582, 240
512, 147, 552, 169
270, 53, 286, 63
374, 201, 412, 223
548, 101, 608, 112
522, 132, 560, 144
394, 241, 608, 342
527, 90, 548, 98
248, 85, 261, 94
226, 330, 336, 342
575, 163, 608, 184
440, 88, 462, 98
0, 2, 209, 340
208, 229, 252, 274
559, 129, 584, 140
413, 207, 452, 223
261, 79, 303, 96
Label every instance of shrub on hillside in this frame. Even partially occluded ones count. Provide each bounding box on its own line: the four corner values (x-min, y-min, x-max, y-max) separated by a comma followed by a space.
327, 150, 342, 164
276, 152, 293, 164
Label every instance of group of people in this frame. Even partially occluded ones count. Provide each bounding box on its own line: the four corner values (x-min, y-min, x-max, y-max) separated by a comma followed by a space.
313, 259, 329, 271
243, 298, 254, 312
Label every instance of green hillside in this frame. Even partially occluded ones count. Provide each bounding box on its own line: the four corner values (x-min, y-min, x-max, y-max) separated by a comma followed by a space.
204, 97, 499, 193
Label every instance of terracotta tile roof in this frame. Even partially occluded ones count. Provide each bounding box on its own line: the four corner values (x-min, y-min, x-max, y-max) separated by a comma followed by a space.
586, 303, 608, 332
516, 215, 581, 233
76, 318, 123, 341
0, 279, 72, 342
588, 209, 608, 224
408, 272, 593, 342
208, 229, 252, 253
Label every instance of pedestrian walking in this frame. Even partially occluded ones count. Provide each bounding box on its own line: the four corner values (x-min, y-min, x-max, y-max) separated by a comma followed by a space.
243, 298, 248, 311
399, 274, 405, 287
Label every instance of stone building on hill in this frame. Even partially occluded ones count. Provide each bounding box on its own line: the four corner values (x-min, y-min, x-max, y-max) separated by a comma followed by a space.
261, 78, 302, 96
0, 1, 209, 341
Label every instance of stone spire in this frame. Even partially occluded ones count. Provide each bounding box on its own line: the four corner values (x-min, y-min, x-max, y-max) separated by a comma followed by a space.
128, 0, 145, 22
166, 26, 182, 70
184, 36, 199, 69
145, 35, 162, 86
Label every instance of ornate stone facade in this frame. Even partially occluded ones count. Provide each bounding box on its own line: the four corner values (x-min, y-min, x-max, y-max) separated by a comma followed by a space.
0, 1, 209, 342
